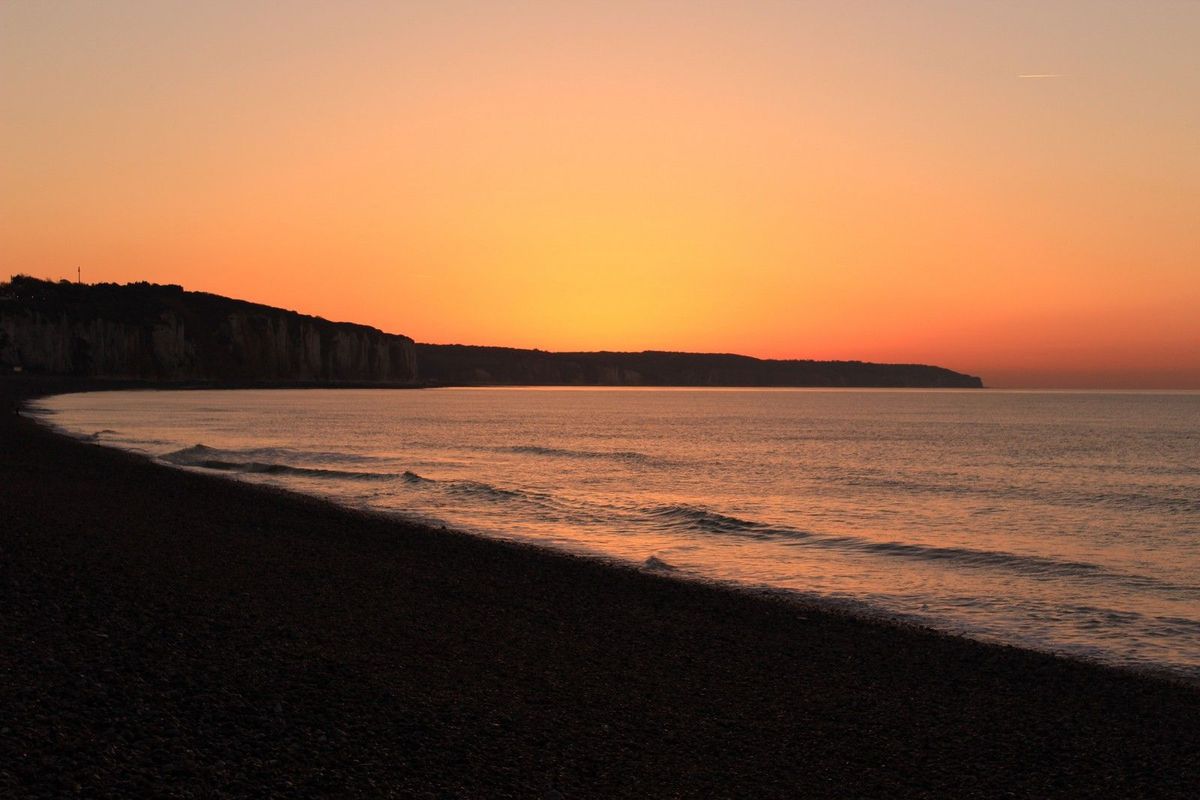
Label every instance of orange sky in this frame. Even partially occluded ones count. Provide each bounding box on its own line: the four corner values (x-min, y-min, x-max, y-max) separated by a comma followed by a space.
3, 2, 1198, 388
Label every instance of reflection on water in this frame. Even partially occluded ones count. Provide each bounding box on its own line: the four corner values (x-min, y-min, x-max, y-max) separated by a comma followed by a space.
35, 388, 1200, 680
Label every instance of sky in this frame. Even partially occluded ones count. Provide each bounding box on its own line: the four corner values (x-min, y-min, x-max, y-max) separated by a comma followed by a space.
2, 1, 1198, 388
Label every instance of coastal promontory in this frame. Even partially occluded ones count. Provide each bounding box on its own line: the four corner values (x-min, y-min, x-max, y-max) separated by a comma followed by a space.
1, 277, 983, 388
416, 344, 984, 388
0, 277, 418, 383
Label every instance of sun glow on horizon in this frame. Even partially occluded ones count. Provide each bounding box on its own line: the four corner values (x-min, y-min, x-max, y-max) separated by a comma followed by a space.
3, 1, 1198, 388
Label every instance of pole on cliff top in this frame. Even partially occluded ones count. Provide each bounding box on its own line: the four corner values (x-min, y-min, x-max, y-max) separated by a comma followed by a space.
77, 267, 81, 284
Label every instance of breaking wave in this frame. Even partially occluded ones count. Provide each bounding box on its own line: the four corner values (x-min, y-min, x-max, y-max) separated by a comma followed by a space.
161, 445, 395, 481
640, 503, 1196, 595
445, 480, 529, 502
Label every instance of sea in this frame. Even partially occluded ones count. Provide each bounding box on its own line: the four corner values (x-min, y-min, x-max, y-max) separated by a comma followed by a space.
32, 388, 1200, 681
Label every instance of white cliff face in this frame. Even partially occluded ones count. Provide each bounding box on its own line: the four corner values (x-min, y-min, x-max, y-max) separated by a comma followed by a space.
0, 308, 417, 383
0, 311, 189, 377
213, 313, 416, 382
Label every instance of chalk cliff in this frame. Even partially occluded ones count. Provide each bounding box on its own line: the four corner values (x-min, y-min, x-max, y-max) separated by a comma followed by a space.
0, 277, 417, 383
417, 345, 984, 388
1, 276, 983, 388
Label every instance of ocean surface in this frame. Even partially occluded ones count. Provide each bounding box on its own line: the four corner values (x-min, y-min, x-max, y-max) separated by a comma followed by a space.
33, 388, 1200, 680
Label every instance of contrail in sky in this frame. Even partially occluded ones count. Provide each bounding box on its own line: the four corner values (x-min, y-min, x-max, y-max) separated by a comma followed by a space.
1017, 73, 1065, 79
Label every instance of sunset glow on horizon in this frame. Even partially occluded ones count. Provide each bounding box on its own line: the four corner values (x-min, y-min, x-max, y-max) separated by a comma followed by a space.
3, 1, 1198, 388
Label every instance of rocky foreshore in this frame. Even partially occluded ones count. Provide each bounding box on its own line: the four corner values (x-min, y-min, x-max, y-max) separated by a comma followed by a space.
2, 377, 1197, 798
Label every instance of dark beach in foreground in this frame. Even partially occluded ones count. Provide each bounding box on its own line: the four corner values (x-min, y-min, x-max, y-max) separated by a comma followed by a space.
2, 378, 1198, 798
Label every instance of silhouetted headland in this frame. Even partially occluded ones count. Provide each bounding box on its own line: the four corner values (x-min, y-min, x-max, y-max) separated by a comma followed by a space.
0, 276, 417, 383
2, 277, 983, 387
418, 344, 984, 388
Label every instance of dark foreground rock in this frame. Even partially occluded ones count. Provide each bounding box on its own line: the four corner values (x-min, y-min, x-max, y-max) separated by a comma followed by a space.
1, 377, 1195, 798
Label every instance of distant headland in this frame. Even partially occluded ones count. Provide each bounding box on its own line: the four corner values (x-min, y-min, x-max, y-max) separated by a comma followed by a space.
417, 345, 983, 388
0, 277, 983, 388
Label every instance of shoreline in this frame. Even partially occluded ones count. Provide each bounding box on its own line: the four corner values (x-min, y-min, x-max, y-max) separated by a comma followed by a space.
3, 376, 1198, 796
30, 382, 1199, 688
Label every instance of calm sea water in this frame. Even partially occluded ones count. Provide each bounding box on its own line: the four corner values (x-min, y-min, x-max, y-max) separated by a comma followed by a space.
33, 388, 1200, 680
